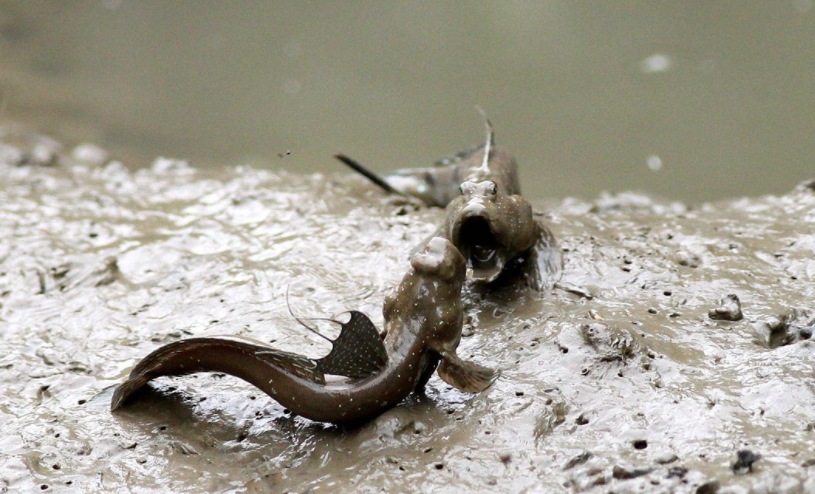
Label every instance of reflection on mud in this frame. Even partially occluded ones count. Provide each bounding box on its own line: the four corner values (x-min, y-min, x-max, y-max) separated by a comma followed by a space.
1, 127, 814, 493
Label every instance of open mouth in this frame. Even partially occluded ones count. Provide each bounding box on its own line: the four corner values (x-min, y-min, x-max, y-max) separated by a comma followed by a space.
457, 216, 505, 282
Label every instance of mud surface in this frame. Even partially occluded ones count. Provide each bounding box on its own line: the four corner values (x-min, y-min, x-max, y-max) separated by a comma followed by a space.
1, 126, 815, 493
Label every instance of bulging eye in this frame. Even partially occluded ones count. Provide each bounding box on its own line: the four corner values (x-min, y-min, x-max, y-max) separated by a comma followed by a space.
459, 181, 475, 195
488, 182, 497, 194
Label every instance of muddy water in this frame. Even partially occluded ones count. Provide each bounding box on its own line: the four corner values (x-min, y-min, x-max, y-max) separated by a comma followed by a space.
1, 2, 815, 203
1, 127, 815, 493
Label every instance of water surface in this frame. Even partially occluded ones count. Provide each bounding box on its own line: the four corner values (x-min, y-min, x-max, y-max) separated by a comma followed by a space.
1, 2, 813, 202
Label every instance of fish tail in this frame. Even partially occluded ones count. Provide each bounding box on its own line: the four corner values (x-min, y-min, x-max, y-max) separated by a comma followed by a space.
110, 338, 324, 412
335, 154, 402, 195
110, 374, 150, 411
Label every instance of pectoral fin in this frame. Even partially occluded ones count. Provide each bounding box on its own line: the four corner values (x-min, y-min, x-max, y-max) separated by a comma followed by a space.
437, 351, 500, 393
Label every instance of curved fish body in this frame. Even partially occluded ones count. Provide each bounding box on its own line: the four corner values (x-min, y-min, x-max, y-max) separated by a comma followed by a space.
337, 119, 561, 288
111, 237, 498, 424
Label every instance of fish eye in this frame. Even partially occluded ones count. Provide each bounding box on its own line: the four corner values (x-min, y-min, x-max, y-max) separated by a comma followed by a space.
459, 182, 475, 195
488, 182, 497, 194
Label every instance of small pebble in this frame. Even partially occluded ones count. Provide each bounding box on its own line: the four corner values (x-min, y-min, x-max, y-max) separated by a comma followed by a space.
709, 294, 743, 321
730, 449, 761, 474
563, 451, 592, 470
31, 141, 60, 166
612, 464, 652, 479
72, 143, 109, 166
695, 480, 720, 494
0, 144, 25, 165
654, 452, 678, 464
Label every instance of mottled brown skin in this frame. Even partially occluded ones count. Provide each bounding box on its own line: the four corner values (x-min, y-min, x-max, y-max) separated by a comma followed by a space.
381, 236, 496, 392
111, 237, 498, 424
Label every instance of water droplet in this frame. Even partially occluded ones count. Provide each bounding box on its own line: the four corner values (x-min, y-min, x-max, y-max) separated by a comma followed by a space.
647, 155, 663, 171
640, 53, 673, 74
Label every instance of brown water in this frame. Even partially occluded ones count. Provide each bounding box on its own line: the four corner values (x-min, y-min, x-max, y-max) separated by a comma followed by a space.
1, 2, 814, 203
1, 127, 814, 493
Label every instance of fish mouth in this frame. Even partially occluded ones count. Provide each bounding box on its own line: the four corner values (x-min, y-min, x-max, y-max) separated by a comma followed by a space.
456, 216, 506, 283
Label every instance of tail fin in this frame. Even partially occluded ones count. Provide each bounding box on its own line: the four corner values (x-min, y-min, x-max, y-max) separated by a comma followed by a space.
110, 337, 324, 412
334, 154, 402, 195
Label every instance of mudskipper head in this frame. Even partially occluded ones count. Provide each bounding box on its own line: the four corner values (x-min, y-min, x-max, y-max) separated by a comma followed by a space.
411, 236, 466, 282
446, 179, 537, 284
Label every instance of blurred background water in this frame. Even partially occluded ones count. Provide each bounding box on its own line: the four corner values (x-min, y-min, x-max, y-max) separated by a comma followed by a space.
0, 1, 812, 202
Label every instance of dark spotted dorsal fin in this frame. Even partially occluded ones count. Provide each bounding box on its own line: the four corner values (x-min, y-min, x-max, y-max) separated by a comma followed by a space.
314, 311, 388, 379
433, 143, 485, 167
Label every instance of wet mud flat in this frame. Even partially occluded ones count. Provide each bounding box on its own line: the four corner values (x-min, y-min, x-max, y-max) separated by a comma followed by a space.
1, 126, 814, 493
